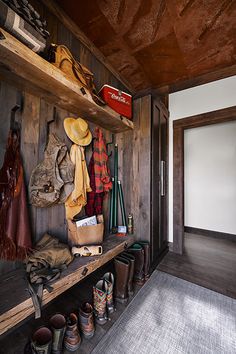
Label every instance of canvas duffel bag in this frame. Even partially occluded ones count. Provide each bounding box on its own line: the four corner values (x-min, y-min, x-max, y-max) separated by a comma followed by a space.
49, 44, 105, 106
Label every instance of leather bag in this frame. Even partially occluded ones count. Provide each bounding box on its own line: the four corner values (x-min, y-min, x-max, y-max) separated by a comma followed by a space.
0, 129, 32, 260
49, 44, 105, 106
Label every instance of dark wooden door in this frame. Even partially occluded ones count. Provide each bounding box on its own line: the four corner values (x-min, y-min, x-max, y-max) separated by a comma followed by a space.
151, 98, 168, 264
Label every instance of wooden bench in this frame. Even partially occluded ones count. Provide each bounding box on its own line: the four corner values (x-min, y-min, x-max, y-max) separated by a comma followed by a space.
0, 235, 134, 335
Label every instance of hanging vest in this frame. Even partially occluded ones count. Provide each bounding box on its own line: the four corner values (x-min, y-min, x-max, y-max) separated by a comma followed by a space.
29, 133, 74, 208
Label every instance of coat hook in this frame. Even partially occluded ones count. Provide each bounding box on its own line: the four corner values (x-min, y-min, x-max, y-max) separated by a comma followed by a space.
106, 134, 114, 157
10, 92, 24, 132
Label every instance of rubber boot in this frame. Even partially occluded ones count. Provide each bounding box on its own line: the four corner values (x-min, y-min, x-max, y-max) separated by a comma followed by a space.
127, 244, 145, 285
103, 272, 115, 314
49, 314, 66, 354
64, 313, 81, 352
138, 241, 150, 281
79, 302, 95, 339
93, 279, 108, 325
114, 256, 130, 303
120, 252, 135, 296
31, 327, 52, 354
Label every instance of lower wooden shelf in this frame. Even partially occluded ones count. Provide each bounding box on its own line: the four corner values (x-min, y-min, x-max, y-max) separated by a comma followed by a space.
0, 234, 134, 335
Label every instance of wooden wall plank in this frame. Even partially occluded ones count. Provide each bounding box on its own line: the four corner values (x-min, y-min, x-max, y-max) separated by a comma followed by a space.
21, 92, 40, 239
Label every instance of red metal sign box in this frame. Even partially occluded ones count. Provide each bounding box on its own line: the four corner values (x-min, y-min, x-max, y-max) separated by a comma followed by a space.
99, 85, 132, 119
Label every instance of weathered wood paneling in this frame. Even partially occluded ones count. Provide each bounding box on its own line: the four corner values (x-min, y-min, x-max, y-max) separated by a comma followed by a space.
0, 0, 128, 275
116, 95, 152, 242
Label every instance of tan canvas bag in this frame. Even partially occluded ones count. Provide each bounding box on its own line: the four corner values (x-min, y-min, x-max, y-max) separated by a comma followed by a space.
67, 215, 104, 246
49, 44, 105, 106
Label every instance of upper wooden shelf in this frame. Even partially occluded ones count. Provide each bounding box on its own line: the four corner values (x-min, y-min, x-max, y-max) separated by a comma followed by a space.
0, 234, 134, 335
0, 28, 133, 133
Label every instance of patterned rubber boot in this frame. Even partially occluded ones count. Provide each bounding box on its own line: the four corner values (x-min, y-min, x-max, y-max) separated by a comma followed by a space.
31, 327, 52, 354
79, 302, 95, 339
103, 272, 115, 314
49, 314, 66, 354
93, 279, 108, 325
64, 313, 81, 352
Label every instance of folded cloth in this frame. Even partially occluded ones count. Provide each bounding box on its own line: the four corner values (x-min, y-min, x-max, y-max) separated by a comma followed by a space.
93, 128, 112, 193
26, 233, 73, 284
65, 144, 92, 220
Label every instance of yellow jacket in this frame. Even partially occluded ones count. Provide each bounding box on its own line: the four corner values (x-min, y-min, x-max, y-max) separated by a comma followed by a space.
65, 145, 91, 220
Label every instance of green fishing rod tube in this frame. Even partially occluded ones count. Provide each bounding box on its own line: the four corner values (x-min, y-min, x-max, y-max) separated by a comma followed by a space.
113, 144, 118, 230
109, 177, 114, 233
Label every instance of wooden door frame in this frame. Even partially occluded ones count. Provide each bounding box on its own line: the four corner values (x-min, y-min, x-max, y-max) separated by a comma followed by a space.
173, 105, 236, 254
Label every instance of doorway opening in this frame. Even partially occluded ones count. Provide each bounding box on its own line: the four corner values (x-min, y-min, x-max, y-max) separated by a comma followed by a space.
172, 105, 236, 254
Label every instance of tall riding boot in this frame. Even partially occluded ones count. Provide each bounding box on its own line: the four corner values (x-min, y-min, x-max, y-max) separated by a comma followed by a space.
49, 314, 66, 354
138, 241, 150, 280
79, 302, 95, 339
127, 244, 145, 285
93, 279, 108, 325
121, 252, 135, 296
114, 256, 130, 303
31, 327, 52, 354
103, 272, 115, 314
64, 313, 81, 352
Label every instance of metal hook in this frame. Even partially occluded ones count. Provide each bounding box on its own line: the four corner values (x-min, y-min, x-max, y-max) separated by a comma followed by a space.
10, 92, 23, 132
106, 134, 114, 157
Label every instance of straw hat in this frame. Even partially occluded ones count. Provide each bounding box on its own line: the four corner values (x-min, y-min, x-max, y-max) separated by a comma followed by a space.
64, 117, 92, 146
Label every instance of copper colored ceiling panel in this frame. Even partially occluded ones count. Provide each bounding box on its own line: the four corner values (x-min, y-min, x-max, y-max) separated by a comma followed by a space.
135, 32, 188, 85
56, 0, 236, 92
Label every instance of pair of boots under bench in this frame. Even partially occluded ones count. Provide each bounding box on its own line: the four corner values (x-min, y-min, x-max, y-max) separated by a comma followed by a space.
114, 241, 150, 303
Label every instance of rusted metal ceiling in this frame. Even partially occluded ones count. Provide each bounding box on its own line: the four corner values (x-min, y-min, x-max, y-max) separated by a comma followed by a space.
56, 0, 236, 93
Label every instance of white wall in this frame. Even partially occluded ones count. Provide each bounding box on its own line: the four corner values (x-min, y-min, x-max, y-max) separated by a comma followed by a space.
184, 122, 236, 234
169, 76, 236, 242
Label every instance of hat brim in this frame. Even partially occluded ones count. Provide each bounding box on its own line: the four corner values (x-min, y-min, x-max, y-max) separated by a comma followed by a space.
64, 118, 92, 146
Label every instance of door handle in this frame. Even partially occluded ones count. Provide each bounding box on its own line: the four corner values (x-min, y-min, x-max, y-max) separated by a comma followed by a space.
160, 160, 165, 196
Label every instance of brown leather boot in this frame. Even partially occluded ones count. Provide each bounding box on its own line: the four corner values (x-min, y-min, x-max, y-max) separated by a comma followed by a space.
114, 256, 130, 303
31, 327, 52, 354
127, 244, 145, 285
103, 272, 115, 314
93, 279, 108, 325
79, 302, 95, 339
64, 313, 81, 352
138, 241, 150, 280
49, 314, 66, 354
120, 252, 135, 296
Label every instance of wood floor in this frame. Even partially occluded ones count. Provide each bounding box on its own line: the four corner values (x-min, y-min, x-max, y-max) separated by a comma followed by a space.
158, 233, 236, 299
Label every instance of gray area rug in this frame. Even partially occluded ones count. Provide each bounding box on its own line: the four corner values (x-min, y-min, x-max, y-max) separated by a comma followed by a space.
92, 271, 236, 354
